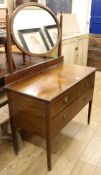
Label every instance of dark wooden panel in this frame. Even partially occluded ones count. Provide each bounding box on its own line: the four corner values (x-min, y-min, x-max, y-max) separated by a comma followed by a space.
5, 56, 63, 85
87, 34, 101, 70
15, 0, 38, 8
46, 0, 72, 14
0, 76, 5, 87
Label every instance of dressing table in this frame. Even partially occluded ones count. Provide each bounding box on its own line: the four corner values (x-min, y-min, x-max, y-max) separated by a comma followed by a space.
5, 2, 96, 171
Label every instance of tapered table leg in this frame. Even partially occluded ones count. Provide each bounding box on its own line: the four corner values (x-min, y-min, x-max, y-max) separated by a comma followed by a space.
88, 100, 92, 125
45, 104, 52, 171
46, 136, 52, 171
10, 118, 19, 155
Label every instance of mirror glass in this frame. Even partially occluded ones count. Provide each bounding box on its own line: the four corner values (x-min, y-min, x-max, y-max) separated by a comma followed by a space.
12, 4, 60, 55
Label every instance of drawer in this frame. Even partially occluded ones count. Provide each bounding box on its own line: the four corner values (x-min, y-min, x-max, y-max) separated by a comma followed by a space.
51, 88, 93, 137
51, 85, 78, 116
78, 73, 95, 96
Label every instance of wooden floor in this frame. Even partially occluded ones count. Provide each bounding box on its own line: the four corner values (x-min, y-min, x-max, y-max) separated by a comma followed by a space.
0, 71, 101, 175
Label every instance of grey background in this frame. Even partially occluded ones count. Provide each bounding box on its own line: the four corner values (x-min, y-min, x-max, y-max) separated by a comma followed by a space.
0, 0, 4, 3
46, 0, 72, 14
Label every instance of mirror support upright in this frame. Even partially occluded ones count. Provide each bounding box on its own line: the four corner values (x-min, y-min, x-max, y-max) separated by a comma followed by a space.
6, 8, 15, 73
58, 12, 62, 57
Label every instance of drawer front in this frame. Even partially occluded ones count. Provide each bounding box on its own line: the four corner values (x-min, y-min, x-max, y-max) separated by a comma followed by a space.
78, 73, 95, 96
51, 85, 78, 116
51, 88, 93, 137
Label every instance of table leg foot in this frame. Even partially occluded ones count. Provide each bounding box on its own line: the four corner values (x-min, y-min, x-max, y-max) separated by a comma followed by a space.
88, 100, 92, 125
10, 120, 19, 155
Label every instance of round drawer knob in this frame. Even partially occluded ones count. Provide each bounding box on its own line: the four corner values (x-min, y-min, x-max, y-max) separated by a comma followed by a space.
63, 114, 68, 120
84, 96, 87, 101
64, 96, 68, 103
75, 47, 78, 50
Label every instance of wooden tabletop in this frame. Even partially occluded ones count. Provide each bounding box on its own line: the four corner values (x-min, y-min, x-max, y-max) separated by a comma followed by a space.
8, 64, 96, 102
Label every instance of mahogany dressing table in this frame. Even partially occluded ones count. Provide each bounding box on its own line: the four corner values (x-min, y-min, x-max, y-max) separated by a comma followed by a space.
5, 3, 96, 171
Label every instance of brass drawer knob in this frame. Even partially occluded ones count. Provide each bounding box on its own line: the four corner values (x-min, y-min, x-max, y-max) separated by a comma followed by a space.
75, 47, 78, 50
64, 96, 68, 103
84, 96, 87, 101
63, 114, 68, 120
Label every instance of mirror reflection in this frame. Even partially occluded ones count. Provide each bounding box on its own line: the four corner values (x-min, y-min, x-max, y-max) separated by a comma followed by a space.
12, 5, 58, 55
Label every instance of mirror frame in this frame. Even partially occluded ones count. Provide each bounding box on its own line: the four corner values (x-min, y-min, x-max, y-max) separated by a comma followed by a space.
11, 2, 61, 57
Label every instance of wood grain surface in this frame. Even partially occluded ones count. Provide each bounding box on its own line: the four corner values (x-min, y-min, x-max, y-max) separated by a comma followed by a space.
7, 64, 96, 101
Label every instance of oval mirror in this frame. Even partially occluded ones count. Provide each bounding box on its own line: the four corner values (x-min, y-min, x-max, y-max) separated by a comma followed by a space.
11, 2, 61, 56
